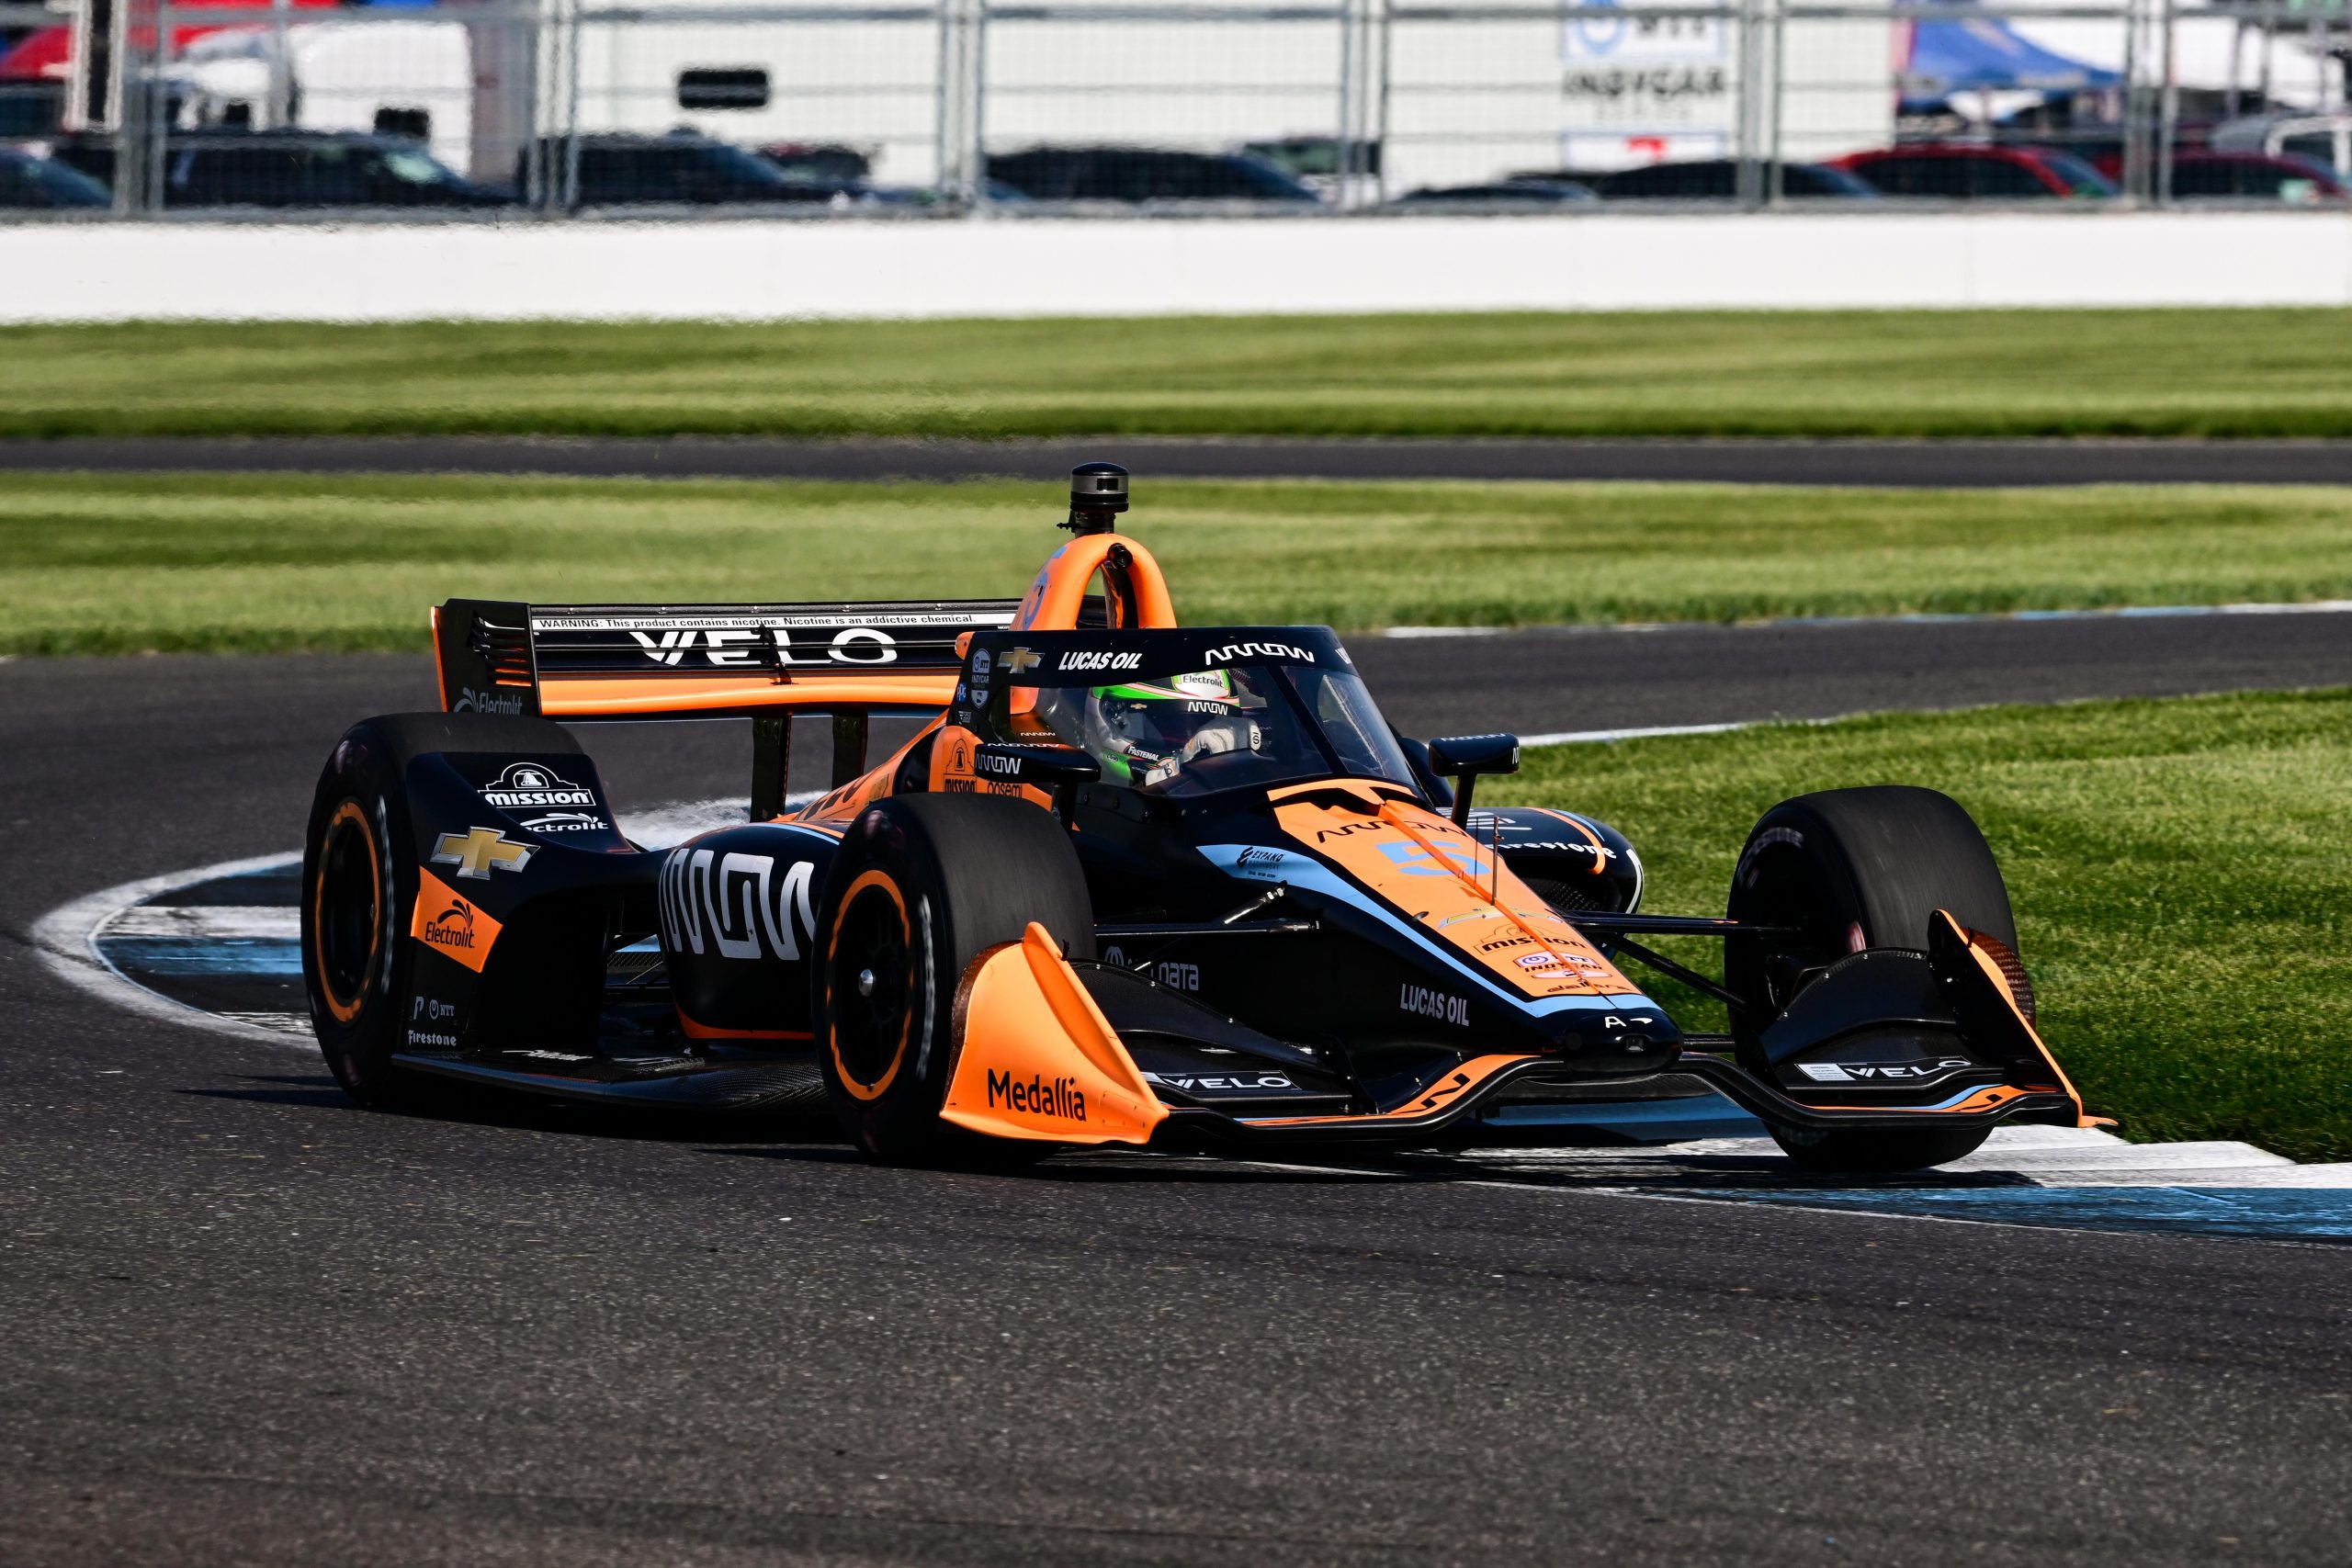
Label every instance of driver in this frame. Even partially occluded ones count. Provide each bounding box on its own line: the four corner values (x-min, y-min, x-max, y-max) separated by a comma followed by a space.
1082, 670, 1265, 788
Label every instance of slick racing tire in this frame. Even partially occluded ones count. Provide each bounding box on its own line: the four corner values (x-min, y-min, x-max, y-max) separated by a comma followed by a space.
812, 795, 1095, 1165
1724, 785, 2018, 1173
301, 711, 579, 1108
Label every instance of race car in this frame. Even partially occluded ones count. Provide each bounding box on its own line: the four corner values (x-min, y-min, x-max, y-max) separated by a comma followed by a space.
301, 463, 2100, 1171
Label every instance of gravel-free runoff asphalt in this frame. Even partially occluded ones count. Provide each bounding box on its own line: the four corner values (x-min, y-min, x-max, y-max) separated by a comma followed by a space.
5, 620, 2350, 1566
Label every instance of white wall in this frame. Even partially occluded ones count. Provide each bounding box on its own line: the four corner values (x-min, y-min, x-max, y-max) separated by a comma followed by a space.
5, 212, 2351, 321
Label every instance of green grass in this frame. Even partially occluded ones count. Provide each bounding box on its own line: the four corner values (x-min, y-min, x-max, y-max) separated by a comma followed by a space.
7, 472, 2352, 656
1489, 689, 2352, 1164
14, 310, 2352, 439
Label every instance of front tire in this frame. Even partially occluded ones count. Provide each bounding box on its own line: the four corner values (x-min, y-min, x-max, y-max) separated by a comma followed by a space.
1725, 785, 2018, 1173
301, 726, 417, 1106
300, 711, 582, 1109
812, 795, 1095, 1164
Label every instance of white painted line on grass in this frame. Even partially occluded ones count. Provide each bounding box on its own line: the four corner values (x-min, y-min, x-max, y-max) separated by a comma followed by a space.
1382, 598, 2352, 640
1519, 720, 1755, 747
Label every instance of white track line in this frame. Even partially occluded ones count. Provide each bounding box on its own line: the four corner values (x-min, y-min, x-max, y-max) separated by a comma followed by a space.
31, 851, 307, 1045
1519, 721, 1754, 747
29, 796, 767, 1045
105, 906, 301, 940
1382, 598, 2352, 639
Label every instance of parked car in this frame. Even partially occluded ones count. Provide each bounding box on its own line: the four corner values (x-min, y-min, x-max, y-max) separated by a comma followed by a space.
1390, 180, 1597, 207
858, 180, 1033, 208
0, 80, 62, 139
1572, 158, 1879, 200
1241, 134, 1380, 180
2004, 136, 2324, 198
1832, 143, 2116, 199
1239, 134, 1382, 197
756, 141, 872, 185
2209, 113, 2352, 181
51, 130, 507, 209
554, 132, 853, 207
984, 146, 1321, 204
2163, 150, 2348, 204
0, 145, 110, 209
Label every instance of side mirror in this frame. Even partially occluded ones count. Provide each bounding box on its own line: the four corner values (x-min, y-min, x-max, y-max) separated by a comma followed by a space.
973, 742, 1100, 822
1426, 732, 1520, 826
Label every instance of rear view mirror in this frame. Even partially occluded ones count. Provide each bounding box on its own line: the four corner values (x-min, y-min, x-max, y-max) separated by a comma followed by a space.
1426, 732, 1520, 825
1428, 733, 1520, 778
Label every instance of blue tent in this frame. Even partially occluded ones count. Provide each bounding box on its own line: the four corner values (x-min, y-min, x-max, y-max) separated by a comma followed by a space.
1901, 15, 2122, 108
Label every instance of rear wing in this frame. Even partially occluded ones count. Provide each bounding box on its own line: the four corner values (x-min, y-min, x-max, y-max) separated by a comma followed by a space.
433, 598, 1023, 721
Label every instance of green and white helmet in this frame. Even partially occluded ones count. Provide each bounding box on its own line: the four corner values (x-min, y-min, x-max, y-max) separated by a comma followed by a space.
1083, 669, 1263, 786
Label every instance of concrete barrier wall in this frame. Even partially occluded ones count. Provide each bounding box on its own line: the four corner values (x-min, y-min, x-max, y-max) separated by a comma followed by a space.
4, 213, 2350, 321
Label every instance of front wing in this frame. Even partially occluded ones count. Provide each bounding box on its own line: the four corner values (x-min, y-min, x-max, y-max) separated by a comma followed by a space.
942, 916, 2098, 1151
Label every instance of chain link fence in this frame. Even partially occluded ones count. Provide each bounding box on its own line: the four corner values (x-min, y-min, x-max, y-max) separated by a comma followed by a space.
6, 0, 2352, 213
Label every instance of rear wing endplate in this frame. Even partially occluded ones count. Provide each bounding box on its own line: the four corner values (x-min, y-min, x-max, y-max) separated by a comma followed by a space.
433, 597, 1022, 720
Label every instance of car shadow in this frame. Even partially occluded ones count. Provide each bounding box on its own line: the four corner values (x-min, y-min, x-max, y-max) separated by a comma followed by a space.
702, 1143, 1432, 1184
176, 1076, 850, 1145
169, 1077, 2040, 1190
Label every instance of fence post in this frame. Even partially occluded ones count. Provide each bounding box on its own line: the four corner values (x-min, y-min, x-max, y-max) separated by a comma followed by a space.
559, 0, 583, 213
1736, 0, 1770, 209
1369, 0, 1392, 206
1335, 0, 1355, 209
950, 0, 985, 210
2155, 0, 2177, 209
1768, 0, 1786, 204
123, 0, 157, 214
1339, 0, 1379, 209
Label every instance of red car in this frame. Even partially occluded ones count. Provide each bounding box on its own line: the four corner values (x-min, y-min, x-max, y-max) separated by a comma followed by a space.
1831, 143, 2116, 199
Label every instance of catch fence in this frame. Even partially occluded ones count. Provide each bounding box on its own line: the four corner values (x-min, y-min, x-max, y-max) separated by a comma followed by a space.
10, 0, 2352, 213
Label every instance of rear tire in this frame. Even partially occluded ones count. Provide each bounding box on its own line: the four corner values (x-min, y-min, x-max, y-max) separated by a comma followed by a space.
1725, 785, 2017, 1173
812, 795, 1095, 1165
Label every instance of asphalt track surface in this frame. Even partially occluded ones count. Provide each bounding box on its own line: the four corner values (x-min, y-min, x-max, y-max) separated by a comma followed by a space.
7, 620, 2352, 1566
15, 434, 2352, 485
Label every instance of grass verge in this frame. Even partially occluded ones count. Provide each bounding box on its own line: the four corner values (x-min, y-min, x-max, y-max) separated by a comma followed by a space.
1491, 689, 2352, 1164
11, 310, 2352, 439
7, 472, 2352, 656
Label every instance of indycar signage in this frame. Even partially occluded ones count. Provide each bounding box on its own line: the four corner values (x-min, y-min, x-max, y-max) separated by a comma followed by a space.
1560, 0, 1733, 167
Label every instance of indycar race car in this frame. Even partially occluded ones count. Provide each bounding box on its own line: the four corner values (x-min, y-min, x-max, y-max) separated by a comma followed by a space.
301, 463, 2101, 1171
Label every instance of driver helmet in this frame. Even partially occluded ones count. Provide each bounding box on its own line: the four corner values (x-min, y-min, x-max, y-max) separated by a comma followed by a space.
1086, 670, 1263, 786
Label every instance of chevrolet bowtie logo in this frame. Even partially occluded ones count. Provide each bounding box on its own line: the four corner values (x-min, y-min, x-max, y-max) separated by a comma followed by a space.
1001, 648, 1043, 673
433, 827, 535, 880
